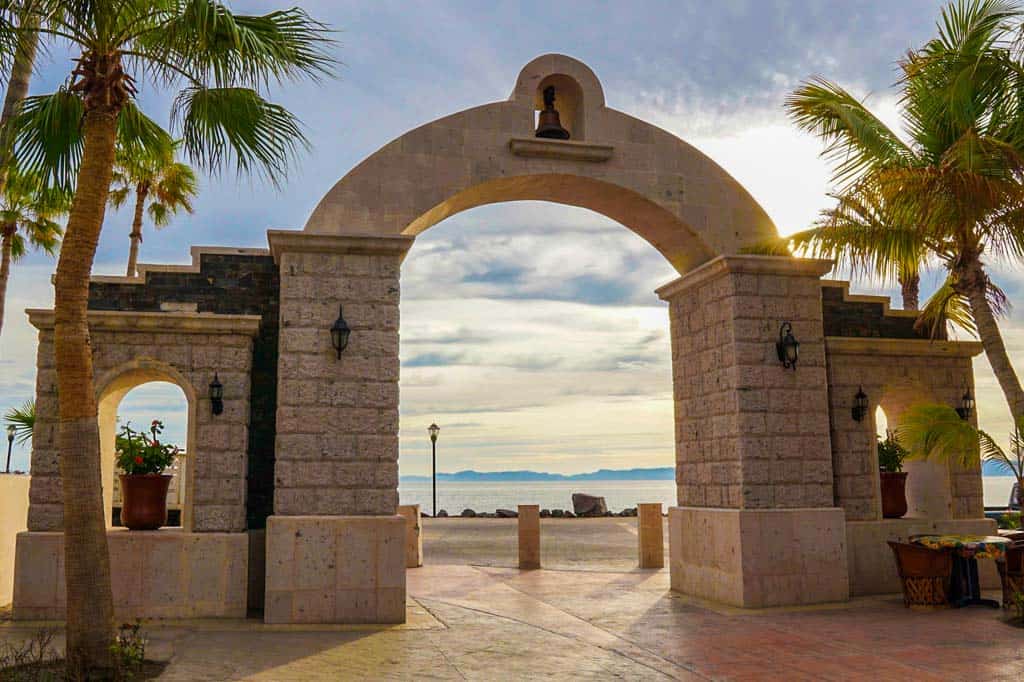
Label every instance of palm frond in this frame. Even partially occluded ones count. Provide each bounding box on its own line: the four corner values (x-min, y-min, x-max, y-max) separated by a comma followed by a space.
3, 398, 34, 446
898, 402, 982, 469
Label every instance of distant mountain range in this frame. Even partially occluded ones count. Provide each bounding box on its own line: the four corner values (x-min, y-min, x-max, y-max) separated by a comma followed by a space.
400, 467, 675, 483
400, 463, 1015, 482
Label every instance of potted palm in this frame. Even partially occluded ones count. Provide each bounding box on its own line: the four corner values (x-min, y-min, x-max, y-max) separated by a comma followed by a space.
878, 431, 909, 518
116, 420, 180, 531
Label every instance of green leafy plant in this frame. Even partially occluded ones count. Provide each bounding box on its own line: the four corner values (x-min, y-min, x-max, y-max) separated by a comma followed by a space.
3, 398, 33, 446
109, 621, 146, 680
115, 421, 179, 476
1010, 591, 1024, 624
999, 512, 1022, 530
877, 431, 909, 473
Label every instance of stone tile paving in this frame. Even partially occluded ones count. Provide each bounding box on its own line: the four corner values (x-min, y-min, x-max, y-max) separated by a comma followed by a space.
3, 523, 1024, 680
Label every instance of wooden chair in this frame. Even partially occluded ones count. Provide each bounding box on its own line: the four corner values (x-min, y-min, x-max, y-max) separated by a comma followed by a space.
887, 541, 952, 609
997, 532, 1024, 608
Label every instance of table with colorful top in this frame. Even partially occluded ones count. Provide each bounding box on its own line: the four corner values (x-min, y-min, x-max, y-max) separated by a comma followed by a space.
909, 534, 1011, 608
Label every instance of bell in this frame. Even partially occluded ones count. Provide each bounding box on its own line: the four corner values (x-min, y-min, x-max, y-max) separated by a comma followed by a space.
535, 85, 570, 140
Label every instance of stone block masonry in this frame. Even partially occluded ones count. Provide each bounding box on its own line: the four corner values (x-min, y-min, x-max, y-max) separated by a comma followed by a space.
269, 232, 413, 517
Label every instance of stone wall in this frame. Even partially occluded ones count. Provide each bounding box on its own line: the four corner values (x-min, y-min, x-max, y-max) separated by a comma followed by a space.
820, 281, 940, 340
27, 310, 259, 532
825, 338, 984, 521
89, 249, 280, 529
659, 256, 835, 510
269, 232, 413, 516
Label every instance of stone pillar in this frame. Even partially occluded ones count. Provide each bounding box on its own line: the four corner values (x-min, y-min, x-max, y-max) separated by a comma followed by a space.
265, 230, 414, 624
398, 504, 422, 568
657, 256, 849, 608
518, 504, 540, 570
637, 503, 664, 569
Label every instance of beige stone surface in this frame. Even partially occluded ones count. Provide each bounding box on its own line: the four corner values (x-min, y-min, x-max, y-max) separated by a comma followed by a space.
264, 515, 406, 624
845, 517, 1000, 596
26, 311, 258, 533
669, 506, 849, 608
637, 503, 664, 569
12, 529, 248, 619
0, 475, 29, 606
304, 54, 778, 273
268, 234, 411, 516
517, 505, 540, 570
824, 330, 985, 521
658, 256, 836, 511
397, 504, 422, 568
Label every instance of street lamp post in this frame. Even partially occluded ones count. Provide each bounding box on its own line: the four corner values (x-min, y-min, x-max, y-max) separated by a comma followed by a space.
428, 423, 440, 517
5, 424, 15, 474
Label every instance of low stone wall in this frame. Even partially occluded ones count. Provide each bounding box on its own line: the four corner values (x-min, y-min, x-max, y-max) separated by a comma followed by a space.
846, 517, 1000, 595
0, 475, 30, 606
669, 506, 849, 608
13, 529, 248, 620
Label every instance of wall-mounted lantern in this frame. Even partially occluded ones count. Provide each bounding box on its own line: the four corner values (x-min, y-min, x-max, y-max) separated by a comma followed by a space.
956, 388, 975, 421
852, 386, 869, 422
776, 322, 799, 370
330, 305, 351, 359
209, 373, 224, 416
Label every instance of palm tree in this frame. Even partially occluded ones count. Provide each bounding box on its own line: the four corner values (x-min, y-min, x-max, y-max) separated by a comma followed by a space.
109, 141, 197, 276
774, 0, 1024, 421
0, 4, 40, 196
0, 168, 66, 334
0, 2, 333, 673
4, 398, 34, 446
899, 403, 1024, 508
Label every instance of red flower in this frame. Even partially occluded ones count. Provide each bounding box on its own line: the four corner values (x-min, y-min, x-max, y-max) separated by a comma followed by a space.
134, 456, 143, 465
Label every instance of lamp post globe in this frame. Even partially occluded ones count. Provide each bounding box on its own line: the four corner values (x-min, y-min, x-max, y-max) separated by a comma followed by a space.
428, 423, 440, 517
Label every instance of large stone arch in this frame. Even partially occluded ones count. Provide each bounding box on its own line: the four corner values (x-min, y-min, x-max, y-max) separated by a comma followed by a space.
304, 53, 777, 273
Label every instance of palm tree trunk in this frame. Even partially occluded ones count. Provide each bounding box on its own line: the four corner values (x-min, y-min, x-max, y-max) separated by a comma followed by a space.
125, 187, 146, 276
0, 18, 39, 194
899, 273, 920, 311
54, 107, 118, 674
963, 258, 1024, 422
0, 225, 13, 336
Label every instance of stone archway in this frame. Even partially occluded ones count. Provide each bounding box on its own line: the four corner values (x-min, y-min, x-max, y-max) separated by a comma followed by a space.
264, 54, 849, 623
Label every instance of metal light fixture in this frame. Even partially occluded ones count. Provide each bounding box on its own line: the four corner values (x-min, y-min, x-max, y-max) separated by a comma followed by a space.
776, 322, 799, 370
852, 386, 869, 422
209, 373, 224, 416
330, 305, 351, 359
5, 424, 14, 474
956, 388, 975, 421
428, 423, 440, 517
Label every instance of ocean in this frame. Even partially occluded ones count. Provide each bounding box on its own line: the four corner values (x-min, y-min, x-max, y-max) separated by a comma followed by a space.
398, 477, 1019, 515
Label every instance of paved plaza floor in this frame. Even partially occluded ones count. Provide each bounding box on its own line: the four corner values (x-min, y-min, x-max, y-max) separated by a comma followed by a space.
2, 519, 1023, 680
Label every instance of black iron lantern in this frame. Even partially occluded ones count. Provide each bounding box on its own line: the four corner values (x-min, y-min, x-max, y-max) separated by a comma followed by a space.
330, 305, 351, 359
776, 322, 799, 370
428, 423, 440, 443
209, 373, 224, 416
956, 388, 975, 421
852, 386, 869, 422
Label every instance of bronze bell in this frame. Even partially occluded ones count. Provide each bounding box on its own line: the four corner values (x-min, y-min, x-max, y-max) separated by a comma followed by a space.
535, 85, 570, 140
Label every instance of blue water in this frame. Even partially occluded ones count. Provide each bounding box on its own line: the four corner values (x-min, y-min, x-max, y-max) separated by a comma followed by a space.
398, 477, 1018, 515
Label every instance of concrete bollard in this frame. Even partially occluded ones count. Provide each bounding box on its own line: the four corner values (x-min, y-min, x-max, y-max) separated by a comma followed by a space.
397, 504, 422, 568
637, 503, 664, 569
518, 504, 540, 570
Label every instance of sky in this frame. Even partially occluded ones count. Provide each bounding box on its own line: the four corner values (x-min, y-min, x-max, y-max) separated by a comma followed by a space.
2, 0, 1024, 477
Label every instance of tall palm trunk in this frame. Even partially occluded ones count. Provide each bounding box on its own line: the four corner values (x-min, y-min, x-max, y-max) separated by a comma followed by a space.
899, 273, 920, 311
0, 19, 39, 193
125, 185, 147, 276
962, 258, 1024, 422
54, 106, 118, 673
0, 224, 13, 335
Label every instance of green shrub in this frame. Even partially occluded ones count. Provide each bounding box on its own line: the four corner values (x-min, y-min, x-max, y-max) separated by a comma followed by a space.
877, 432, 909, 473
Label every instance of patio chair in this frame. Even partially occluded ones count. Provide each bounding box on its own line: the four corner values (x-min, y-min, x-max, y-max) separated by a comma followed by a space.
887, 541, 952, 609
996, 531, 1024, 608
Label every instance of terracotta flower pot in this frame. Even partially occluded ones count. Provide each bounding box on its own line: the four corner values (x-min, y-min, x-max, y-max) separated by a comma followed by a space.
880, 471, 908, 519
119, 474, 171, 531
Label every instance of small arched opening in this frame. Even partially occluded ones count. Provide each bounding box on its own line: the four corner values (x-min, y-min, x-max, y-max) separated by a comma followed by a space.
96, 360, 198, 531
